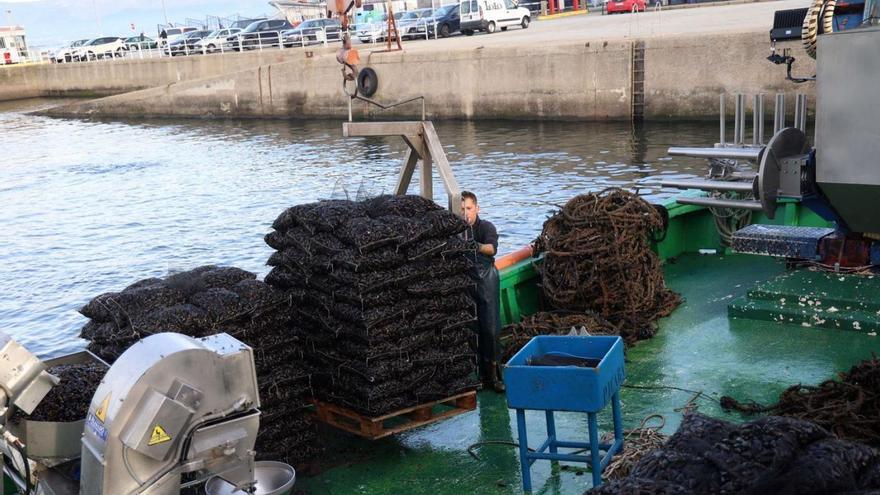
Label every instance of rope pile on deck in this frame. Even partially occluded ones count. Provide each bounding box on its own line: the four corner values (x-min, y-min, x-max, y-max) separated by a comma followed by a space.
588, 412, 880, 494
76, 266, 318, 467
500, 310, 617, 362
600, 415, 669, 481
264, 195, 480, 417
720, 355, 880, 448
504, 189, 680, 357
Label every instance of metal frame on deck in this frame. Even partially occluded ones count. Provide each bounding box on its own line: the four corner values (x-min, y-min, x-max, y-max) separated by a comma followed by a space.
343, 121, 462, 215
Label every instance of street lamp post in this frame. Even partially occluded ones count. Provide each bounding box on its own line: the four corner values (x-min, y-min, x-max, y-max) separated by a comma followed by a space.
92, 0, 102, 33
161, 0, 169, 25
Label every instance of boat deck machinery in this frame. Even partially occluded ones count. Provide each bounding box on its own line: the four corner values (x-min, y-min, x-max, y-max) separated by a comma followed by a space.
0, 331, 265, 495
661, 7, 880, 270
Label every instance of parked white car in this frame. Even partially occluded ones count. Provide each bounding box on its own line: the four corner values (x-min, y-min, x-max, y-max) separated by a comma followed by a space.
52, 39, 88, 63
459, 0, 530, 34
193, 28, 241, 53
72, 37, 127, 61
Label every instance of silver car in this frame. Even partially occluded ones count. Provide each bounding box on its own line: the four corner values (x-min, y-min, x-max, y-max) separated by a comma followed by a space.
363, 12, 405, 42
193, 28, 242, 53
399, 9, 434, 40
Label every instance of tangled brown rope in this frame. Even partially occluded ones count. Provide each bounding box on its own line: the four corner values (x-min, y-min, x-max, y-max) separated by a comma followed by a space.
500, 310, 662, 362
721, 354, 880, 447
600, 415, 669, 480
533, 189, 681, 326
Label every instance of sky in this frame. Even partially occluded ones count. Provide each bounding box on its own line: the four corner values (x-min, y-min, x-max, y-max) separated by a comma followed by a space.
0, 0, 276, 47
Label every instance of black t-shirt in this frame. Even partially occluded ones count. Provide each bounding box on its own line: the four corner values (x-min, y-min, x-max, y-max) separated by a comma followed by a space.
463, 216, 498, 268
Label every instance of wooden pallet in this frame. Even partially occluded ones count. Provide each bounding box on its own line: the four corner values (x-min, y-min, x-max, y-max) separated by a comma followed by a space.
312, 390, 477, 440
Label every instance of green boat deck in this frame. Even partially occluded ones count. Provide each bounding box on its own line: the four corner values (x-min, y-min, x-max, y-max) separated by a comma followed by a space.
730, 269, 880, 333
299, 252, 879, 494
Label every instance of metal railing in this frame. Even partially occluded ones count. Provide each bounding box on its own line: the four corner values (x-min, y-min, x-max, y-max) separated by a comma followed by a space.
716, 92, 809, 148
354, 18, 442, 44
28, 15, 523, 68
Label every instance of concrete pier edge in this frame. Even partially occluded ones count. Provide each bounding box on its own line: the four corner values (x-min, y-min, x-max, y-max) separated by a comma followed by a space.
3, 31, 815, 121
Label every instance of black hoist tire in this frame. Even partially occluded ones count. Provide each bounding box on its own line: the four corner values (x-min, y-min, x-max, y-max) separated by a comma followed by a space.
357, 68, 379, 97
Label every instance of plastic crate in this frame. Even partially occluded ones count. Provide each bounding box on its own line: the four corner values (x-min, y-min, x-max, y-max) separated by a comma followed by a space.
504, 335, 625, 413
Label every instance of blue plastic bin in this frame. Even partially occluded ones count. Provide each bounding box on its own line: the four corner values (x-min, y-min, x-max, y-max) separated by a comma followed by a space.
503, 335, 626, 492
504, 335, 626, 413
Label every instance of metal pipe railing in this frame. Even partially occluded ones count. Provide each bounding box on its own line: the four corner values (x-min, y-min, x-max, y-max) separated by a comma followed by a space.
676, 196, 764, 211
716, 91, 812, 144
753, 93, 764, 144
668, 147, 762, 160
50, 16, 470, 67
733, 93, 745, 145
659, 179, 755, 193
773, 93, 785, 135
794, 93, 807, 132
754, 93, 765, 145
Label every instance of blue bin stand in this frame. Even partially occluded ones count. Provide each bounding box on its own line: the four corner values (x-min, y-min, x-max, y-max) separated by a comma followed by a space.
503, 335, 626, 492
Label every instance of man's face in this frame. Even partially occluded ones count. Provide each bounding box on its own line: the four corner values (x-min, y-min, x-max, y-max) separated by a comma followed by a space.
462, 197, 479, 226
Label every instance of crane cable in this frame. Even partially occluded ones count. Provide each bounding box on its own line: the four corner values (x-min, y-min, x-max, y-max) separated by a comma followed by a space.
802, 0, 836, 59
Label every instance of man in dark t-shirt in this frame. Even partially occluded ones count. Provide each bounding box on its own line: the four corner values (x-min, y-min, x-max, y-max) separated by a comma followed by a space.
461, 191, 504, 392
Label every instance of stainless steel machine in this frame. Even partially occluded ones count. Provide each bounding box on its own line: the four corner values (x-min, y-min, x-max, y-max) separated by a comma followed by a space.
660, 17, 880, 265
0, 331, 263, 495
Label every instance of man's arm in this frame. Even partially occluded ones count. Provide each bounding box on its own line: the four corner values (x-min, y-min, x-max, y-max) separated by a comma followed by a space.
479, 221, 499, 257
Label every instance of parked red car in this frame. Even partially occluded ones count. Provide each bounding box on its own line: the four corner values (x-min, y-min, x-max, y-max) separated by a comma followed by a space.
605, 0, 646, 13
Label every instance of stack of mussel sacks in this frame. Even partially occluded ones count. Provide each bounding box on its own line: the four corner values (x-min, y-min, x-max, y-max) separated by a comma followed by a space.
264, 195, 480, 416
77, 265, 318, 466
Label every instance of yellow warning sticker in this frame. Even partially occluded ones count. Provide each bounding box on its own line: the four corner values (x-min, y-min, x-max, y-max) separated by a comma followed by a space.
95, 393, 110, 423
148, 425, 172, 446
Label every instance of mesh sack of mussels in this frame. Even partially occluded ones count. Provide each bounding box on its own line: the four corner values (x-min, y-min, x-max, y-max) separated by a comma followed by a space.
514, 189, 680, 356
264, 195, 480, 416
10, 362, 106, 424
587, 413, 880, 495
77, 265, 317, 467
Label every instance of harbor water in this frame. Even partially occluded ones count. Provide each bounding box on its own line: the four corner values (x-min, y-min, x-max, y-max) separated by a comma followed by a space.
0, 98, 720, 357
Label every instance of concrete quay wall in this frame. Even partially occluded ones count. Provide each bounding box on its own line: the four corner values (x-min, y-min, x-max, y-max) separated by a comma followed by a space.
0, 50, 303, 101
42, 40, 634, 120
644, 34, 815, 119
9, 32, 815, 121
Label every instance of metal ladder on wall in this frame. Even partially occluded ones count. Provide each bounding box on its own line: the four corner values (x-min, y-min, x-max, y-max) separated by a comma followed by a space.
631, 41, 645, 123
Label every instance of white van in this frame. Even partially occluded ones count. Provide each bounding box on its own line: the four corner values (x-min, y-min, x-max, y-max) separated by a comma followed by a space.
459, 0, 530, 35
161, 26, 198, 46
